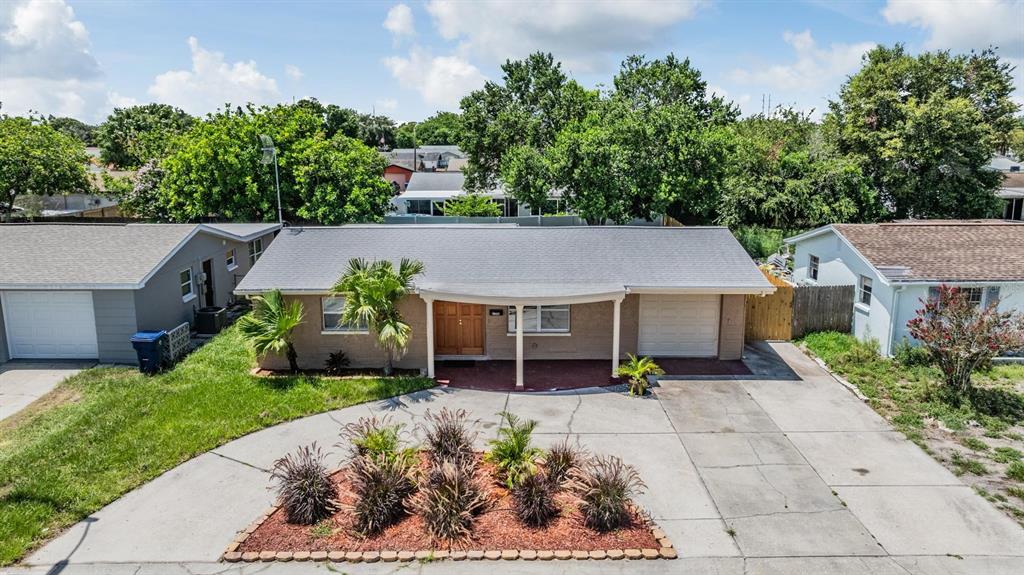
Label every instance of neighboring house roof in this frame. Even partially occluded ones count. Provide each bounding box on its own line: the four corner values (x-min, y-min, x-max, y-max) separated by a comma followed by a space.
999, 187, 1024, 199
786, 221, 1024, 283
988, 154, 1022, 172
234, 226, 775, 302
0, 223, 280, 290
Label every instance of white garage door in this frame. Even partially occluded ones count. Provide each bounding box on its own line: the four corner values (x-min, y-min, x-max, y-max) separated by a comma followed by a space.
2, 291, 98, 359
638, 294, 721, 357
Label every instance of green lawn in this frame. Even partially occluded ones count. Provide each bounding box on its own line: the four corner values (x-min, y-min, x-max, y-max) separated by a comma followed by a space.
0, 326, 433, 565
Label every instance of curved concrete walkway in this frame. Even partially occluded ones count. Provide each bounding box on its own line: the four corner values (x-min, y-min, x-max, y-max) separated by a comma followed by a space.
20, 343, 1024, 575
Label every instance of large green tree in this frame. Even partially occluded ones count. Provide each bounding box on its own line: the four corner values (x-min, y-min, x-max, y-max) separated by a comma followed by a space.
0, 117, 92, 221
96, 104, 194, 169
45, 116, 97, 146
158, 104, 391, 223
459, 52, 596, 194
719, 109, 879, 229
825, 45, 1016, 219
395, 111, 463, 147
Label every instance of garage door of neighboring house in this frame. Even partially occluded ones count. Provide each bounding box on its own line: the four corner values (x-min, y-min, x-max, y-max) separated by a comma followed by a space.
638, 294, 720, 357
1, 291, 99, 359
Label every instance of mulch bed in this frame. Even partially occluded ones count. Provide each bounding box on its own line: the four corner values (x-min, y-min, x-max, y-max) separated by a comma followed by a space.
235, 456, 662, 557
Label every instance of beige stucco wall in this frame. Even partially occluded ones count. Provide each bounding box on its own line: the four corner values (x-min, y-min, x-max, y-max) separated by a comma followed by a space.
718, 294, 746, 360
259, 292, 744, 370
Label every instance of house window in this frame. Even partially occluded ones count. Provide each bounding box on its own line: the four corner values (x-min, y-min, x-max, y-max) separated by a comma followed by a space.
179, 268, 194, 300
962, 287, 984, 307
929, 286, 998, 308
858, 276, 872, 306
507, 305, 570, 333
321, 296, 368, 332
407, 199, 432, 215
808, 254, 819, 281
225, 249, 237, 270
248, 238, 263, 266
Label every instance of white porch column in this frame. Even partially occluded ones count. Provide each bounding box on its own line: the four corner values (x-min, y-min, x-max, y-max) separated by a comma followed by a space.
515, 303, 524, 389
425, 297, 435, 378
612, 297, 622, 377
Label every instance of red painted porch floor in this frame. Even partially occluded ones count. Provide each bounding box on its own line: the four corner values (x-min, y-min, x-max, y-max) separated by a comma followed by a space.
435, 358, 752, 392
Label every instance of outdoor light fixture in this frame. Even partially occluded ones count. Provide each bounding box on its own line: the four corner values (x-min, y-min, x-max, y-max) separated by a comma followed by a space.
259, 134, 283, 224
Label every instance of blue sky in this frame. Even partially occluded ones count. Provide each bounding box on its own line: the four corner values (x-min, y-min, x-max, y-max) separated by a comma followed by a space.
1, 1, 1021, 123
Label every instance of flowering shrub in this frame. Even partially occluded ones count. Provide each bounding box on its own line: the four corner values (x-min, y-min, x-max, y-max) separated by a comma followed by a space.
907, 285, 1024, 402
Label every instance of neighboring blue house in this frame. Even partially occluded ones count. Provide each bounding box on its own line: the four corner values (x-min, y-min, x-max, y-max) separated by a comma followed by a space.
785, 221, 1024, 356
0, 223, 279, 364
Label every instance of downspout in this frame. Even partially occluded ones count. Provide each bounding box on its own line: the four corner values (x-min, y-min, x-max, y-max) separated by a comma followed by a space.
887, 285, 903, 357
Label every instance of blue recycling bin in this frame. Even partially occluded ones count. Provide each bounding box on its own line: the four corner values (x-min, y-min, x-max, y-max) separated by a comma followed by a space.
130, 330, 168, 374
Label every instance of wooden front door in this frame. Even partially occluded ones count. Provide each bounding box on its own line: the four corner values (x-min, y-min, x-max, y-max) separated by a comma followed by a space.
434, 301, 485, 355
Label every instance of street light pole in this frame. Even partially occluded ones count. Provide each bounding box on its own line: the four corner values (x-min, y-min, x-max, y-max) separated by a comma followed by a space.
259, 135, 283, 224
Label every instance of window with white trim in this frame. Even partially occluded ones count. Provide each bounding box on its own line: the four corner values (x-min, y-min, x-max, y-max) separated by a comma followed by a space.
808, 254, 819, 281
928, 286, 1000, 308
322, 296, 368, 332
858, 275, 872, 306
507, 305, 570, 333
248, 238, 263, 266
179, 268, 194, 300
225, 248, 237, 270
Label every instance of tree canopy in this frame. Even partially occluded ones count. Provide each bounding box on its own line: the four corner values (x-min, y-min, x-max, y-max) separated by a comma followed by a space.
96, 103, 194, 169
395, 111, 463, 148
825, 45, 1016, 219
0, 116, 92, 221
157, 104, 392, 224
46, 116, 97, 146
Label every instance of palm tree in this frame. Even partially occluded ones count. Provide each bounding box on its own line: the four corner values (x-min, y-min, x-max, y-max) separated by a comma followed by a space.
238, 289, 305, 373
616, 354, 665, 396
332, 258, 424, 375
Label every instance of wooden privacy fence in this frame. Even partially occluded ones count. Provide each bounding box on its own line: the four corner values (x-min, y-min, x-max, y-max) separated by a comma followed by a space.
745, 272, 854, 340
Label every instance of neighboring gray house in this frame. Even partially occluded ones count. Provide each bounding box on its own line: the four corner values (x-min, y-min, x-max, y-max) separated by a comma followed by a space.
235, 226, 773, 387
785, 221, 1024, 356
0, 223, 279, 364
390, 172, 563, 217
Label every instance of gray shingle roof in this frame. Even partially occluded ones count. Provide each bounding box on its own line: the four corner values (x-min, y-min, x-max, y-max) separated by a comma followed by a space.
235, 226, 774, 299
0, 223, 279, 289
405, 172, 465, 193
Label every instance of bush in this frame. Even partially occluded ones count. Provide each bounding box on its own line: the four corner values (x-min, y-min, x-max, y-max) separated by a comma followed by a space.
543, 438, 587, 486
324, 349, 351, 375
346, 453, 417, 535
731, 226, 788, 260
420, 408, 478, 466
892, 338, 932, 367
485, 411, 543, 488
512, 469, 559, 527
569, 455, 645, 532
270, 444, 338, 525
413, 460, 488, 542
616, 354, 665, 396
340, 416, 412, 463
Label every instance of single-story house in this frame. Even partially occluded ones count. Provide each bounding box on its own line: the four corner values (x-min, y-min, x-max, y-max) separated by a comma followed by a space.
785, 220, 1024, 356
383, 146, 465, 172
0, 222, 280, 364
390, 172, 563, 218
234, 225, 774, 387
383, 163, 414, 193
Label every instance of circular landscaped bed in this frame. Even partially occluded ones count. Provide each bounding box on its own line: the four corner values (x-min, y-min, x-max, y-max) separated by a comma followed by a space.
222, 409, 675, 562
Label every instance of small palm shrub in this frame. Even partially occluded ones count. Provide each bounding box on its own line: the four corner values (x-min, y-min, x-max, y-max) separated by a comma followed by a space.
340, 416, 413, 463
512, 469, 559, 527
617, 354, 665, 395
543, 438, 587, 486
324, 349, 351, 375
413, 460, 488, 542
238, 289, 305, 372
270, 444, 337, 525
347, 453, 417, 535
485, 411, 543, 488
420, 408, 478, 466
569, 455, 645, 531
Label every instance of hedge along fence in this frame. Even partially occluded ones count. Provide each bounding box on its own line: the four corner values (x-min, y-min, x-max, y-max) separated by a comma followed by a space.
746, 271, 854, 341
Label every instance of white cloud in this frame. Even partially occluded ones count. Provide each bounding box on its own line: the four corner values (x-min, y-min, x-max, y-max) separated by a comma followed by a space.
727, 30, 874, 116
285, 64, 303, 81
424, 0, 704, 72
148, 37, 280, 115
106, 91, 138, 109
375, 98, 398, 112
882, 0, 1022, 57
383, 47, 486, 109
384, 4, 415, 38
0, 0, 114, 120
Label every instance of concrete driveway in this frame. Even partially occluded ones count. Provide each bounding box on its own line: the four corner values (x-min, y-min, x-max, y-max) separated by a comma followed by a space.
0, 361, 93, 421
20, 343, 1024, 575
